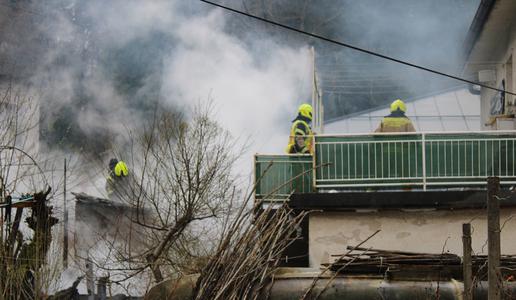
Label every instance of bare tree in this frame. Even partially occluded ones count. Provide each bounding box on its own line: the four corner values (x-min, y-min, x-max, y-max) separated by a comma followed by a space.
88, 103, 240, 287
0, 84, 62, 300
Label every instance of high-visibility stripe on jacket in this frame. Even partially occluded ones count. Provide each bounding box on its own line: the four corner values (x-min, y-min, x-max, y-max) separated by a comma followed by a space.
286, 118, 313, 154
375, 112, 416, 133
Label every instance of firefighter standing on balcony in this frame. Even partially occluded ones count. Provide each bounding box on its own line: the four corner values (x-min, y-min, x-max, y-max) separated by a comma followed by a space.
286, 103, 314, 154
375, 99, 416, 133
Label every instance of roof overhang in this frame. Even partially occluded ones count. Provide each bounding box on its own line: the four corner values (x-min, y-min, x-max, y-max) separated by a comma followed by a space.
289, 190, 516, 211
463, 0, 516, 76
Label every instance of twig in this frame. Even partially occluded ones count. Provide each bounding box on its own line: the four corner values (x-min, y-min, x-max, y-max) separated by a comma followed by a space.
299, 229, 381, 300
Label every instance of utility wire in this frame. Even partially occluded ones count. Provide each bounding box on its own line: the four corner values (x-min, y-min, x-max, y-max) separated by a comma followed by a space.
200, 0, 516, 97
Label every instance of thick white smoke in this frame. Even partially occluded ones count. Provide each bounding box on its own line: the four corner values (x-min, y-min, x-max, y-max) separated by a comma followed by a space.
29, 1, 311, 168
162, 9, 311, 157
2, 0, 312, 295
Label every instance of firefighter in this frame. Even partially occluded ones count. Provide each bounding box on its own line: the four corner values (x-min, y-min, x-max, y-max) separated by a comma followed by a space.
106, 158, 129, 198
375, 99, 416, 133
286, 103, 314, 154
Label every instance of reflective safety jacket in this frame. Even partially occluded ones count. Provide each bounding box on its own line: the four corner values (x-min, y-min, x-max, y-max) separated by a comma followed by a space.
286, 115, 313, 154
375, 111, 416, 133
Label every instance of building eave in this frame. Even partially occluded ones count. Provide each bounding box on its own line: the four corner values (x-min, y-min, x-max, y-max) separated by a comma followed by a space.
462, 0, 516, 76
289, 190, 516, 211
462, 0, 497, 67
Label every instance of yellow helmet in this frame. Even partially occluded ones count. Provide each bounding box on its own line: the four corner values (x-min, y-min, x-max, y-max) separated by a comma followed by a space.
114, 161, 129, 177
298, 103, 313, 120
390, 99, 407, 113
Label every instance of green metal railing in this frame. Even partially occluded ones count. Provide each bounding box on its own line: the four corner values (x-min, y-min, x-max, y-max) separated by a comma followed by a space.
254, 154, 313, 200
254, 131, 516, 199
315, 132, 516, 189
315, 134, 423, 188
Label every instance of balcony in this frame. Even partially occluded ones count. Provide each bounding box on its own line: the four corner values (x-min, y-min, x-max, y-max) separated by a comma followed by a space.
255, 131, 516, 201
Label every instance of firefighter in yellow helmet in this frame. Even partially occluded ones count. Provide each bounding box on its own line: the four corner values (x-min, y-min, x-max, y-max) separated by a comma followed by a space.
106, 158, 129, 198
286, 103, 314, 154
375, 99, 416, 133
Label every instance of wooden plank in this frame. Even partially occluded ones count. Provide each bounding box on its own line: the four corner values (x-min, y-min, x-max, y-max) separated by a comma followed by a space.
487, 176, 501, 300
463, 223, 473, 300
11, 201, 35, 208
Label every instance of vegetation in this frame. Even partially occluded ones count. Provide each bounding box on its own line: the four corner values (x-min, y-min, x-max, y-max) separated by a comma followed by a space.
0, 87, 60, 299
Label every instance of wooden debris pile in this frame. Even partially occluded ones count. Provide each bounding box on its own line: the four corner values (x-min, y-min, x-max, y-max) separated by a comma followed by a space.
324, 246, 516, 281
192, 200, 308, 300
0, 188, 58, 299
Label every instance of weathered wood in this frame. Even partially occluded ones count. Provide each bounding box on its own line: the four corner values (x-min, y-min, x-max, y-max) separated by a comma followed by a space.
344, 246, 439, 256
463, 223, 473, 300
86, 257, 95, 300
1, 188, 58, 299
63, 158, 68, 268
487, 177, 501, 300
6, 208, 23, 254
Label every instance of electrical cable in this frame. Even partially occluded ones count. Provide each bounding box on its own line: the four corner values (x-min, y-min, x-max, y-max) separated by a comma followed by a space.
199, 0, 516, 96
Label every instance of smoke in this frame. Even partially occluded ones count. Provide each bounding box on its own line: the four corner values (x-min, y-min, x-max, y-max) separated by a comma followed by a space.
1, 1, 313, 293
326, 0, 481, 116
161, 9, 311, 155
0, 1, 311, 162
2, 0, 480, 151
217, 0, 480, 118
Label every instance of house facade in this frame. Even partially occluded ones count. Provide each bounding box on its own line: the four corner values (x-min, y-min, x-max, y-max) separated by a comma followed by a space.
463, 0, 516, 130
256, 0, 516, 271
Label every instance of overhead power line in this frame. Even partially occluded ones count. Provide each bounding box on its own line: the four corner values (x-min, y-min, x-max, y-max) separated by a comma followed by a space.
200, 0, 516, 97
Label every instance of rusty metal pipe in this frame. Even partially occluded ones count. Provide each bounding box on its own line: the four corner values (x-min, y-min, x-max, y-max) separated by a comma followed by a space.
266, 268, 516, 300
145, 269, 516, 299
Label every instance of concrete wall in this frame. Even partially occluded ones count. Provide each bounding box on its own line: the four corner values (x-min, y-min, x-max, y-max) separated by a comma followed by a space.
309, 208, 516, 267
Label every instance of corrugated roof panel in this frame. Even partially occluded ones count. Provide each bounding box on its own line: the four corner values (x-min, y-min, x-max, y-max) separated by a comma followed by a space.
455, 89, 480, 116
407, 96, 439, 117
433, 92, 462, 116
414, 117, 444, 131
369, 108, 390, 116
325, 120, 348, 133
325, 88, 481, 133
443, 116, 469, 131
466, 117, 481, 131
347, 118, 375, 133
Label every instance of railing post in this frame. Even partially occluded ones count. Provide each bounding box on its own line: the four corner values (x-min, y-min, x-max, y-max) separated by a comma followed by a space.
422, 133, 427, 191
487, 176, 501, 300
312, 135, 317, 192
462, 223, 473, 300
311, 46, 318, 132
253, 154, 258, 203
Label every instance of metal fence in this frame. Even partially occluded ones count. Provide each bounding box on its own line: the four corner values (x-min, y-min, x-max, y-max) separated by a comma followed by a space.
254, 154, 313, 200
254, 131, 516, 198
315, 134, 423, 188
315, 131, 516, 190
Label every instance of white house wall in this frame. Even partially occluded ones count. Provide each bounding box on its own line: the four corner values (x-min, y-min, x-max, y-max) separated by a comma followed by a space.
309, 208, 516, 268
